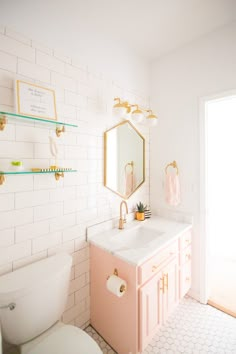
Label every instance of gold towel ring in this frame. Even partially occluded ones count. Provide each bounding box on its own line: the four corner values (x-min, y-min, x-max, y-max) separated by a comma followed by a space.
165, 160, 179, 175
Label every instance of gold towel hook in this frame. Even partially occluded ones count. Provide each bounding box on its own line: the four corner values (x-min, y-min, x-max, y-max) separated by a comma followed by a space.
165, 160, 179, 175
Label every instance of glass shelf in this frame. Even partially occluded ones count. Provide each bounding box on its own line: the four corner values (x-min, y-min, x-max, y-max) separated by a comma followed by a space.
0, 169, 77, 185
0, 170, 77, 175
0, 111, 78, 128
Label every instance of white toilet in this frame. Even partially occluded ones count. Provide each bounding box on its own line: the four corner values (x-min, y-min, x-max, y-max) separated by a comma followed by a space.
0, 253, 102, 354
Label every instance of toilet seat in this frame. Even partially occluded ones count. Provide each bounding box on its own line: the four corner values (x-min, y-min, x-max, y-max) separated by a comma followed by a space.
26, 325, 102, 354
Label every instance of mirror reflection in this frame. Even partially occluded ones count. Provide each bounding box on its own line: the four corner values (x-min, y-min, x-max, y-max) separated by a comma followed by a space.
104, 120, 145, 198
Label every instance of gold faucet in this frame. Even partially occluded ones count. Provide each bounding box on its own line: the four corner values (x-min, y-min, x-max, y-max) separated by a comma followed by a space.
119, 200, 128, 229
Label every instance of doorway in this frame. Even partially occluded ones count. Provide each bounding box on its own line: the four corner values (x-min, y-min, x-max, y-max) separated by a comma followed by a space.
202, 93, 236, 317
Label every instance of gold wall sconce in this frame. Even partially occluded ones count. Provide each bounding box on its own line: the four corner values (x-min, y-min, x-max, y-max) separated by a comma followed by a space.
113, 98, 158, 126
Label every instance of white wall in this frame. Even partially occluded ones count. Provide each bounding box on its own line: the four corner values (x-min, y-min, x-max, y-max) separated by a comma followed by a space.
0, 25, 150, 342
0, 1, 150, 95
150, 22, 236, 298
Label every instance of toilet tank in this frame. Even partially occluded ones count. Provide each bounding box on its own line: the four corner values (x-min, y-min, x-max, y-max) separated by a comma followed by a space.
0, 253, 72, 345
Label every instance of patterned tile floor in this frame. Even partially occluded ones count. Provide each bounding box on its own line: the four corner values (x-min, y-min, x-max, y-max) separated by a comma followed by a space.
85, 296, 236, 354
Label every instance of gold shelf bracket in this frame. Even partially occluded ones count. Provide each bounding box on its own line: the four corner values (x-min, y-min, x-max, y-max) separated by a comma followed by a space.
56, 125, 65, 137
55, 172, 64, 181
0, 116, 7, 131
0, 175, 5, 185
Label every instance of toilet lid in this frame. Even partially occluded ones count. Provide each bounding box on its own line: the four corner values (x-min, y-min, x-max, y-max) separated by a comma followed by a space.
27, 325, 102, 354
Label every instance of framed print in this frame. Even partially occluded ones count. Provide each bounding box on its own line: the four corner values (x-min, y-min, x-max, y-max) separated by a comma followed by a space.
16, 80, 57, 120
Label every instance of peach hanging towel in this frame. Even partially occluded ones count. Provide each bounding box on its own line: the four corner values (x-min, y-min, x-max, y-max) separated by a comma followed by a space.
124, 161, 136, 197
165, 161, 181, 206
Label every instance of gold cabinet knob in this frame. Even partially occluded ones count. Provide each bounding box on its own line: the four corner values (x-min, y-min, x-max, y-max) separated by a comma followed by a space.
152, 265, 158, 272
185, 254, 191, 261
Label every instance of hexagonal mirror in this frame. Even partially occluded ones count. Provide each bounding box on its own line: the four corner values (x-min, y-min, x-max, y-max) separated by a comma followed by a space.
104, 120, 145, 199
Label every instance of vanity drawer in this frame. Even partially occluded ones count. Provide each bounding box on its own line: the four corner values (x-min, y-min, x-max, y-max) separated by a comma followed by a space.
180, 260, 191, 298
180, 245, 191, 265
179, 230, 191, 250
138, 240, 178, 285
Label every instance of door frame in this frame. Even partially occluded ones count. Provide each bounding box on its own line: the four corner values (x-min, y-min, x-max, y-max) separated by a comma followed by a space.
199, 89, 236, 304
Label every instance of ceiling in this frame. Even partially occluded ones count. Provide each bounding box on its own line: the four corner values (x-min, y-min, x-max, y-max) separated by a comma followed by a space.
1, 0, 236, 61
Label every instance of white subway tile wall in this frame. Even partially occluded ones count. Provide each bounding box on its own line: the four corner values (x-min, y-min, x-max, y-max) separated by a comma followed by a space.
0, 26, 150, 329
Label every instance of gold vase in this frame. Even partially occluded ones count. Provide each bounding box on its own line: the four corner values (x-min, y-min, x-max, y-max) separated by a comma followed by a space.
136, 212, 145, 221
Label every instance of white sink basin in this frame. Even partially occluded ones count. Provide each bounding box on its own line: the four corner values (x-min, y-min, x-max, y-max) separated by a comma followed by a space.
110, 227, 164, 249
88, 217, 192, 265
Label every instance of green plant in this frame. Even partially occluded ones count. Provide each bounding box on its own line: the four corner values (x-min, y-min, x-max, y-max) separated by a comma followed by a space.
11, 161, 22, 166
136, 201, 147, 213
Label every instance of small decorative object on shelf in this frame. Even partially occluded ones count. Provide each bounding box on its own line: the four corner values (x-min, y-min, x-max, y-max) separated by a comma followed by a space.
31, 167, 72, 180
31, 167, 72, 172
16, 80, 57, 121
10, 161, 24, 172
135, 201, 147, 221
144, 207, 152, 219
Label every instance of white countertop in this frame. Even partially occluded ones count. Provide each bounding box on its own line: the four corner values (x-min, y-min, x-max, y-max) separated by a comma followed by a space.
88, 216, 192, 266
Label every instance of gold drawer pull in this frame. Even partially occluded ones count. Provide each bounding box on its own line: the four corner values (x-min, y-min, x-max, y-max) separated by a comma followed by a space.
186, 277, 190, 282
163, 273, 168, 292
185, 239, 190, 244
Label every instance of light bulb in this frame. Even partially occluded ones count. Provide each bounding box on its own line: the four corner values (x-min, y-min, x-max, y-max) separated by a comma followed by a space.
113, 106, 128, 119
113, 98, 130, 119
131, 107, 144, 123
146, 111, 158, 127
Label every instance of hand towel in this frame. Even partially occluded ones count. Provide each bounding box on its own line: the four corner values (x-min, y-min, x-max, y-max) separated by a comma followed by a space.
125, 172, 136, 197
165, 174, 181, 206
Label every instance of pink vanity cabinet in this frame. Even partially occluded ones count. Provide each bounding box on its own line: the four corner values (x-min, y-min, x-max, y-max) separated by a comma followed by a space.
90, 228, 192, 354
138, 239, 181, 351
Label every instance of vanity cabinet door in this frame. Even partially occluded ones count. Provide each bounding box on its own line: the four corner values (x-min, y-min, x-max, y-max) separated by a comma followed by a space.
139, 271, 163, 352
162, 257, 179, 322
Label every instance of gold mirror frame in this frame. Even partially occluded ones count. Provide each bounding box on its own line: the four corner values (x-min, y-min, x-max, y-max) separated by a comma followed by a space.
104, 120, 145, 199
